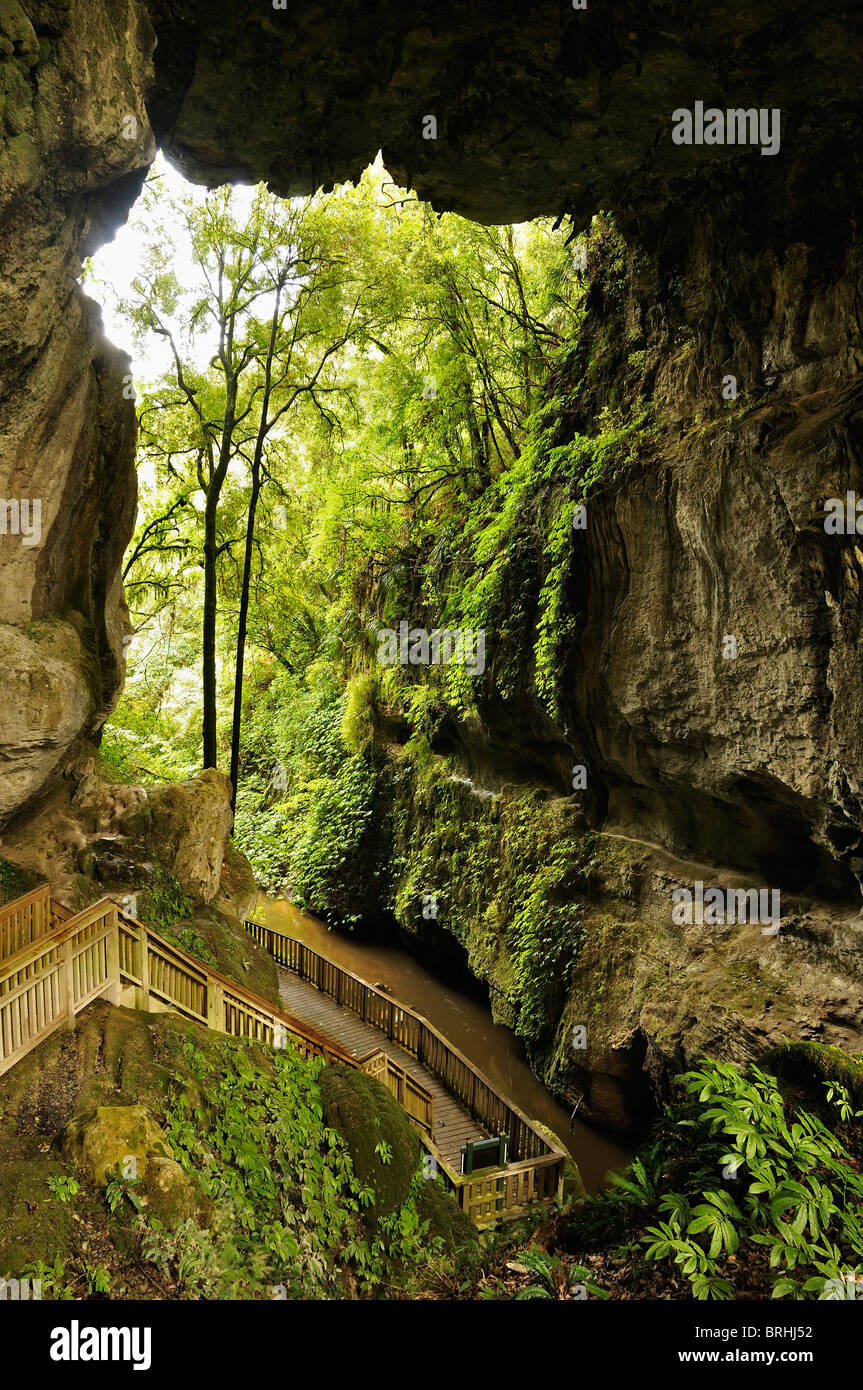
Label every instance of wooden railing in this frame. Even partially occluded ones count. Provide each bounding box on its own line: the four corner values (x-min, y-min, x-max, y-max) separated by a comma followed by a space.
0, 889, 359, 1079
244, 919, 567, 1226
113, 906, 357, 1067
0, 896, 121, 1076
360, 1049, 434, 1131
0, 884, 55, 961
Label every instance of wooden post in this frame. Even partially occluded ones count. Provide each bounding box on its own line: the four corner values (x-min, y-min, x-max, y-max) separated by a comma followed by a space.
138, 925, 151, 1011
104, 906, 121, 1005
207, 979, 224, 1032
59, 935, 75, 1030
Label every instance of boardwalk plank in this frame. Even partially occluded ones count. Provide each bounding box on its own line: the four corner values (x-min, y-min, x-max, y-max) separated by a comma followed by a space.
278, 968, 487, 1167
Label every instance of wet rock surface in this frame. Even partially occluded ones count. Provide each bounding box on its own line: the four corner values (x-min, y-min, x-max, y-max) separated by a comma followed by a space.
1, 0, 862, 1137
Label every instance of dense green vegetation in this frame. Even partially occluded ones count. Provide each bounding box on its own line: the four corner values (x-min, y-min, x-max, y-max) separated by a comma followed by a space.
144, 1038, 444, 1299
98, 159, 650, 811
97, 161, 645, 1027
0, 1004, 476, 1300
561, 1058, 863, 1301
86, 160, 863, 1305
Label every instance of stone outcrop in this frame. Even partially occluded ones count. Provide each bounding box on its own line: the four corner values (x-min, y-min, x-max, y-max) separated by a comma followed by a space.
0, 0, 155, 821
1, 1, 863, 1135
70, 760, 234, 903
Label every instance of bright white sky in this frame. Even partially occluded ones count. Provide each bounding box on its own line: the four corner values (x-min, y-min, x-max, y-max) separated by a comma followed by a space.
85, 153, 260, 385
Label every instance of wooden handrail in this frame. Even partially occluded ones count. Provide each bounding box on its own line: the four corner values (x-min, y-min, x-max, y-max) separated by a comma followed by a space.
0, 882, 53, 962
113, 903, 357, 1065
0, 891, 360, 1077
0, 883, 49, 919
244, 917, 568, 1225
244, 919, 567, 1165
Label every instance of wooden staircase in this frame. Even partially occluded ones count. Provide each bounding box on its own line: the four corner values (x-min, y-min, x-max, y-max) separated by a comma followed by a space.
0, 885, 566, 1226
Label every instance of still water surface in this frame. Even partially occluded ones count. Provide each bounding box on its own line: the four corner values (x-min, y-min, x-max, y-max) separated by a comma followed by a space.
260, 896, 630, 1194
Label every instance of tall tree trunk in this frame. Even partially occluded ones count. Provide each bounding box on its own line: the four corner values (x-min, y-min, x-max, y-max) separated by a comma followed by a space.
229, 458, 262, 811
202, 493, 219, 769
228, 283, 282, 811
201, 380, 237, 772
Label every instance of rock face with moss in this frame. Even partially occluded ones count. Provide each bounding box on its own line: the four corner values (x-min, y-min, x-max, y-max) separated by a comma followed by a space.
0, 0, 860, 833
263, 684, 863, 1137
71, 761, 235, 904
2, 0, 863, 1148
0, 0, 155, 823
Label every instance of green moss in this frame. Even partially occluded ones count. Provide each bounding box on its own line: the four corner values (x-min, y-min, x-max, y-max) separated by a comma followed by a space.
387, 766, 594, 1043
414, 1178, 476, 1248
761, 1040, 863, 1110
341, 671, 379, 751
137, 859, 193, 933
0, 1153, 81, 1275
318, 1065, 421, 1220
0, 855, 40, 906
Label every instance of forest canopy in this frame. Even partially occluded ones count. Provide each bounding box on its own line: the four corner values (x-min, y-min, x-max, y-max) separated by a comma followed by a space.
93, 154, 599, 878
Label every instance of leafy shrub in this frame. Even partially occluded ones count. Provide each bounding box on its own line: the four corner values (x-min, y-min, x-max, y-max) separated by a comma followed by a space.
566, 1058, 863, 1301
145, 1036, 440, 1299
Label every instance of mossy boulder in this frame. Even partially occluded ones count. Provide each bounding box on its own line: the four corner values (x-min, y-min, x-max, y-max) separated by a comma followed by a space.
761, 1041, 863, 1111
532, 1121, 586, 1203
217, 840, 259, 921
414, 1177, 477, 1248
318, 1065, 421, 1218
59, 1103, 173, 1185
71, 763, 233, 904
137, 1155, 199, 1229
59, 1103, 198, 1230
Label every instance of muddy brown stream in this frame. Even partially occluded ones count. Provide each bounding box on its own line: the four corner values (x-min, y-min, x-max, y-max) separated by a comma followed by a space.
260, 896, 630, 1194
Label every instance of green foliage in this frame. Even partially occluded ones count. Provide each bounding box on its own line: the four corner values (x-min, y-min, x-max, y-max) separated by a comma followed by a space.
82, 1262, 111, 1296
21, 1258, 76, 1301
138, 860, 193, 934
823, 1079, 863, 1124
157, 925, 216, 967
102, 160, 589, 786
568, 1058, 863, 1301
505, 824, 592, 1041
233, 668, 385, 924
145, 1036, 439, 1298
389, 774, 591, 1043
479, 1246, 609, 1301
46, 1176, 80, 1204
340, 672, 379, 752
762, 1039, 863, 1114
105, 1169, 143, 1216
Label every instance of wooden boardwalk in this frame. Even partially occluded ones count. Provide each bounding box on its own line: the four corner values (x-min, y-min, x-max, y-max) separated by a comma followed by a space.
277, 967, 488, 1169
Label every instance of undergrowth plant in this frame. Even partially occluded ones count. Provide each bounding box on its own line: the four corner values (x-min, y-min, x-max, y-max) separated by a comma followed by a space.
143, 1037, 440, 1299
568, 1059, 863, 1301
